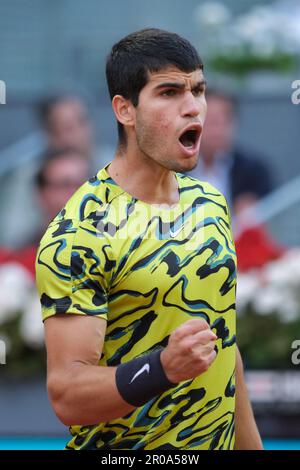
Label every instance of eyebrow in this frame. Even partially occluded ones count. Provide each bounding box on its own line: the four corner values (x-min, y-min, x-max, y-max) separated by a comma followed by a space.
154, 79, 207, 91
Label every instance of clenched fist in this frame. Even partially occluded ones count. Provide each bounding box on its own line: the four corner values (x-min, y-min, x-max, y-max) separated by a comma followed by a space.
160, 319, 217, 383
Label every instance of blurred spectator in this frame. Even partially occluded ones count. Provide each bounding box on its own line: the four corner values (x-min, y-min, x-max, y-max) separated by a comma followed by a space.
0, 148, 90, 278
189, 89, 273, 215
0, 95, 112, 248
40, 96, 93, 154
33, 147, 90, 244
39, 95, 99, 169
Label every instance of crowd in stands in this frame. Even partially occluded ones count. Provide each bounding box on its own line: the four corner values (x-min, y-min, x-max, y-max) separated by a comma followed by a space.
0, 91, 283, 283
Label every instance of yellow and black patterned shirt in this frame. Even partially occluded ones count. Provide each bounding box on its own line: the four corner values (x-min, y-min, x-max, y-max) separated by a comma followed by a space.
36, 165, 237, 450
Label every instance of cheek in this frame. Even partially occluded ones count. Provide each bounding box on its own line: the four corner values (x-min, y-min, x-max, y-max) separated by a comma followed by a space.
151, 111, 172, 135
199, 98, 207, 124
137, 107, 173, 143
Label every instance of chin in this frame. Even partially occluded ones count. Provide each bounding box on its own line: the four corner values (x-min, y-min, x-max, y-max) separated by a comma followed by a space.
159, 154, 199, 173
175, 157, 198, 173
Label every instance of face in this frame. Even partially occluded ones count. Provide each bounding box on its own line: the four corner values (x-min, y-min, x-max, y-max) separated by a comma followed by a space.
131, 67, 207, 173
48, 99, 93, 157
38, 155, 89, 221
200, 95, 235, 158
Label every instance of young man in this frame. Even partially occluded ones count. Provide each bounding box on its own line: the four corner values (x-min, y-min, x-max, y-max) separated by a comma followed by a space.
36, 28, 262, 450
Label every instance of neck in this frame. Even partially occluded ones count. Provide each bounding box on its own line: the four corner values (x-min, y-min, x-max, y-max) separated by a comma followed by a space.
108, 148, 179, 206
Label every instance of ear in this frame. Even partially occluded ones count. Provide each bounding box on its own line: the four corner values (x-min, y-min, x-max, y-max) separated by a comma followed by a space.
112, 95, 135, 129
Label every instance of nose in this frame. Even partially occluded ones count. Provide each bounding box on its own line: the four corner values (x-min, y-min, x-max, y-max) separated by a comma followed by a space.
180, 91, 202, 118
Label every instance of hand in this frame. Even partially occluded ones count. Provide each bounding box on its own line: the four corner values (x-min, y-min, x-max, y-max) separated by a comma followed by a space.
160, 319, 217, 384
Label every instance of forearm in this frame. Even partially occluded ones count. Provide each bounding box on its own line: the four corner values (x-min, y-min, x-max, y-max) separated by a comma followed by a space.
234, 347, 263, 450
48, 363, 135, 426
46, 317, 218, 427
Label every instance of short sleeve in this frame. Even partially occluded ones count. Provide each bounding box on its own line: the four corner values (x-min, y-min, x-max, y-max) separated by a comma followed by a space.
36, 219, 115, 322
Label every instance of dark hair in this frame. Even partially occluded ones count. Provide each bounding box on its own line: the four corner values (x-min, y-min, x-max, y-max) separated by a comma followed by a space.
106, 28, 203, 144
35, 147, 86, 188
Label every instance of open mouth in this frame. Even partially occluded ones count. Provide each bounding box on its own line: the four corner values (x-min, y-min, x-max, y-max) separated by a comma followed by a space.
179, 128, 201, 149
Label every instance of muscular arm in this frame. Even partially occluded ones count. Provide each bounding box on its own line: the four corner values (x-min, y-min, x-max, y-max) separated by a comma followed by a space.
45, 315, 217, 427
45, 314, 135, 425
234, 347, 263, 450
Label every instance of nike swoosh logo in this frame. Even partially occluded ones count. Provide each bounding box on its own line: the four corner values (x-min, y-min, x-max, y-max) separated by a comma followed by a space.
130, 363, 150, 383
169, 225, 184, 238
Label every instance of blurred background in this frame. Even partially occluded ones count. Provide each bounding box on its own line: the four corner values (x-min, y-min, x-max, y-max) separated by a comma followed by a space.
1, 0, 300, 450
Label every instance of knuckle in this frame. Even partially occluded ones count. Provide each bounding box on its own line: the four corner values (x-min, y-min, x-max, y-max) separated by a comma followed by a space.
180, 336, 194, 349
172, 328, 184, 341
183, 341, 195, 355
171, 332, 180, 343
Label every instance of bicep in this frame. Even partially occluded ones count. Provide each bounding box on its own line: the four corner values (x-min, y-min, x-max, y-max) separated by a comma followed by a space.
45, 314, 107, 375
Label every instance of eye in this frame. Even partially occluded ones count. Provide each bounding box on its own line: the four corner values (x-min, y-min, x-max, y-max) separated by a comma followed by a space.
161, 89, 177, 97
192, 86, 205, 97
